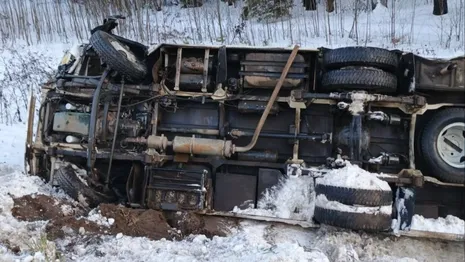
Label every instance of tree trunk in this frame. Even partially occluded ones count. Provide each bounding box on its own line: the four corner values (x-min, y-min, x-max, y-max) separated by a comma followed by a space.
304, 0, 317, 11
433, 0, 448, 15
379, 0, 388, 7
370, 0, 377, 10
326, 0, 335, 13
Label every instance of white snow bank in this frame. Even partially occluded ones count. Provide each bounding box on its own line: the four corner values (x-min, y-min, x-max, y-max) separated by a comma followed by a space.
0, 124, 27, 169
0, 165, 70, 260
232, 176, 315, 221
64, 221, 329, 262
316, 162, 391, 191
411, 214, 465, 235
316, 194, 392, 215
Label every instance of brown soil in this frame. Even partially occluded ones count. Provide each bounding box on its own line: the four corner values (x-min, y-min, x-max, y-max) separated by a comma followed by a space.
164, 211, 235, 239
11, 194, 82, 221
99, 204, 174, 240
46, 216, 107, 240
12, 194, 235, 242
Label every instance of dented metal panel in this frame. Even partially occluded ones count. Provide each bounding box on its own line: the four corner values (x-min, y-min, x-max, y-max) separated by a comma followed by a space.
415, 56, 465, 91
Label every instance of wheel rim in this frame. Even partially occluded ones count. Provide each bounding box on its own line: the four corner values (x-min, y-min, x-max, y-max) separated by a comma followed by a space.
108, 38, 139, 64
436, 122, 465, 169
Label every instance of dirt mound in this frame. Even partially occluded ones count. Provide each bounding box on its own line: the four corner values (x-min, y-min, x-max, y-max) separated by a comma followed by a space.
46, 216, 106, 240
11, 194, 82, 221
165, 211, 235, 238
11, 194, 234, 242
99, 204, 174, 240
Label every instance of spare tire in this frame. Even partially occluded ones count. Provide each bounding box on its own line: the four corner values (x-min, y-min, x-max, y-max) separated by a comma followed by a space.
320, 68, 397, 93
90, 30, 147, 82
322, 46, 399, 73
315, 184, 392, 207
55, 163, 114, 208
420, 108, 465, 184
314, 195, 392, 231
313, 205, 392, 232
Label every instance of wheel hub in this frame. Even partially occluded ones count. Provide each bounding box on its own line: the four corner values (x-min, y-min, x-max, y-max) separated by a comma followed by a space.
436, 122, 465, 169
109, 39, 139, 64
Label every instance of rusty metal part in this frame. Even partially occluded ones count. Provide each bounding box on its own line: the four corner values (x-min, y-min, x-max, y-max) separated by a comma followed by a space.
152, 56, 162, 83
235, 45, 300, 153
106, 77, 125, 188
241, 52, 307, 88
423, 176, 465, 187
123, 135, 169, 151
158, 127, 220, 136
172, 136, 234, 157
87, 69, 110, 171
244, 76, 303, 89
439, 63, 457, 75
397, 169, 424, 187
181, 56, 212, 74
145, 166, 208, 211
409, 114, 417, 169
219, 103, 226, 137
202, 50, 210, 93
198, 210, 318, 229
237, 150, 278, 162
174, 48, 182, 91
300, 91, 427, 106
238, 101, 280, 115
151, 102, 159, 135
49, 157, 57, 185
179, 74, 211, 90
97, 112, 142, 139
102, 101, 110, 141
229, 129, 331, 142
52, 112, 90, 135
292, 107, 301, 162
415, 55, 464, 91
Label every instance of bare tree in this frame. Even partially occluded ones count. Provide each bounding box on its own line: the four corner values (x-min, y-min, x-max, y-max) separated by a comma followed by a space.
433, 0, 448, 15
326, 0, 335, 13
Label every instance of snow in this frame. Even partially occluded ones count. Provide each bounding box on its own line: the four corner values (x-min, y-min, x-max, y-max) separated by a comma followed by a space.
0, 163, 464, 262
0, 0, 464, 261
232, 175, 315, 221
315, 194, 392, 215
0, 124, 27, 168
0, 166, 70, 260
411, 215, 465, 235
316, 162, 392, 191
64, 222, 329, 262
82, 209, 114, 228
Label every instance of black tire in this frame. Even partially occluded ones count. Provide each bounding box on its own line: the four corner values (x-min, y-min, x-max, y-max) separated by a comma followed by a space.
322, 46, 399, 73
314, 206, 392, 232
55, 163, 114, 208
315, 184, 392, 207
321, 68, 397, 93
420, 108, 465, 184
90, 30, 147, 82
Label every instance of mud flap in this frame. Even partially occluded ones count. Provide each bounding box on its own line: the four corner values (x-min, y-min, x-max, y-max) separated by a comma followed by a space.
24, 91, 36, 175
393, 187, 416, 231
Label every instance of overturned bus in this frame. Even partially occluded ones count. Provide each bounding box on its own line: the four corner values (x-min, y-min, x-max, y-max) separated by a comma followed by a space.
25, 17, 464, 237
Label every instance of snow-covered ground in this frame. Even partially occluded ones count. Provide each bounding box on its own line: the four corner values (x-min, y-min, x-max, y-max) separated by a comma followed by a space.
1, 0, 465, 261
1, 166, 464, 262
